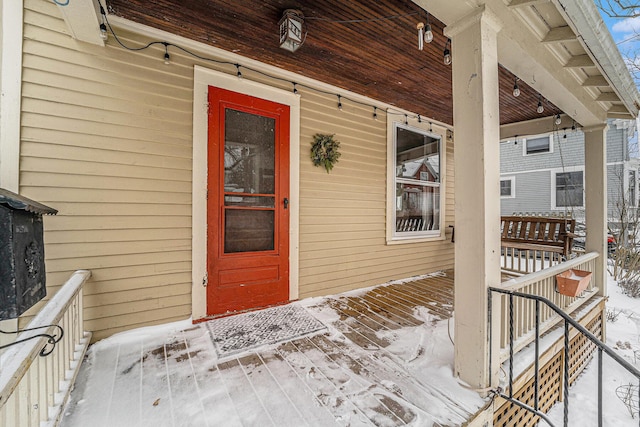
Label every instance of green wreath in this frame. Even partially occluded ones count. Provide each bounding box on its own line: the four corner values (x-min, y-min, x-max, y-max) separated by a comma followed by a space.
310, 133, 341, 173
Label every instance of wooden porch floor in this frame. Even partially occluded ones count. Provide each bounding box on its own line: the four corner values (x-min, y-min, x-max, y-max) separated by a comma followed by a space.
61, 271, 488, 427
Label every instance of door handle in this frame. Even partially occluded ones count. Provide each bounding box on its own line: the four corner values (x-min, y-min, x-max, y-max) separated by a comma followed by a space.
283, 198, 289, 209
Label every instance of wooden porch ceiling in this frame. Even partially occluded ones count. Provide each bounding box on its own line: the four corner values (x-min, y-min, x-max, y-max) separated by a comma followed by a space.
106, 0, 562, 127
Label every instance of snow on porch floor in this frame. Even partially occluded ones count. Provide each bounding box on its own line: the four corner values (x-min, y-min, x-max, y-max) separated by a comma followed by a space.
60, 271, 487, 427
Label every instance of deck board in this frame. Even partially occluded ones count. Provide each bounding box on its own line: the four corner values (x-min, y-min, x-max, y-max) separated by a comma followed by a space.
61, 270, 486, 427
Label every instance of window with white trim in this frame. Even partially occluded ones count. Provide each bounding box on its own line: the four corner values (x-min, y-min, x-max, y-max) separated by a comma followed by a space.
392, 123, 442, 239
523, 134, 553, 155
500, 176, 515, 198
554, 170, 584, 207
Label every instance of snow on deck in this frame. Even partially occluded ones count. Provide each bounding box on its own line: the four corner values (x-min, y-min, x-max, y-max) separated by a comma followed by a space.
60, 271, 487, 427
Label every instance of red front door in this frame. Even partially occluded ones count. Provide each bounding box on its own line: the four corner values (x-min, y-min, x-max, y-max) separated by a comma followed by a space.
207, 87, 290, 316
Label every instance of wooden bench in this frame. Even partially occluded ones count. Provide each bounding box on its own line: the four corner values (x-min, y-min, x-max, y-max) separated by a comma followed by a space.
501, 215, 577, 258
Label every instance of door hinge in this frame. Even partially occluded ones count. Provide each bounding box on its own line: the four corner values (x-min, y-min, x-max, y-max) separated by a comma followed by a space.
202, 273, 208, 287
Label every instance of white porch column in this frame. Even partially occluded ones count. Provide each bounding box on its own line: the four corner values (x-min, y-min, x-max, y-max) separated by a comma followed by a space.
445, 5, 502, 390
584, 124, 608, 298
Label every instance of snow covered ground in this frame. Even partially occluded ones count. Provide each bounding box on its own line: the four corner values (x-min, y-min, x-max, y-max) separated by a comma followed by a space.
546, 274, 640, 426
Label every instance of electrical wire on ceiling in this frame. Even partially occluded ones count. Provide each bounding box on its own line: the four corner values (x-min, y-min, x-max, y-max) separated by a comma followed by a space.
95, 1, 452, 129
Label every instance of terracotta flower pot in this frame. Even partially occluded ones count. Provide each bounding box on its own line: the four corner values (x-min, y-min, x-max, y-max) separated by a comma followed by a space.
556, 269, 592, 297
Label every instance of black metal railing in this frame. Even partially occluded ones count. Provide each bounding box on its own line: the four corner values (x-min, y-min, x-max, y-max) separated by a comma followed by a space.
489, 287, 640, 427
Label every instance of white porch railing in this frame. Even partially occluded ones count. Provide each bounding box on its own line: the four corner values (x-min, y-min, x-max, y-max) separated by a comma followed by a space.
500, 247, 566, 274
0, 270, 91, 427
495, 252, 599, 361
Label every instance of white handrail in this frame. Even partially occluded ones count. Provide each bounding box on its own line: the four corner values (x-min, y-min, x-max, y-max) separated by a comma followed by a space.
494, 252, 600, 360
0, 270, 91, 426
498, 251, 599, 291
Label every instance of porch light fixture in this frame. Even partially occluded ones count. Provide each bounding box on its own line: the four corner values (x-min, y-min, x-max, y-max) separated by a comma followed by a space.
416, 14, 433, 51
417, 22, 425, 51
537, 95, 544, 113
555, 114, 562, 125
279, 9, 305, 52
443, 39, 452, 65
512, 78, 520, 97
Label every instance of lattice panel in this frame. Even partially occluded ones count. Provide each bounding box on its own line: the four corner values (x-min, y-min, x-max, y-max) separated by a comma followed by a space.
569, 313, 602, 385
494, 308, 603, 426
494, 352, 563, 427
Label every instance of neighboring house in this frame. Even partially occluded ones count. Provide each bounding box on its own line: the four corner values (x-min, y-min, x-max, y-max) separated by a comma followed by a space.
1, 0, 639, 414
500, 119, 640, 229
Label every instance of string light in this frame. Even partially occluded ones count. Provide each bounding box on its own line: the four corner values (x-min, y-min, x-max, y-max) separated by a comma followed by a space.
235, 64, 242, 79
163, 43, 170, 65
443, 39, 452, 65
555, 114, 562, 125
537, 95, 544, 114
563, 128, 567, 139
417, 114, 422, 123
571, 121, 576, 131
424, 14, 434, 44
99, 23, 108, 41
404, 114, 409, 125
373, 106, 378, 120
512, 78, 520, 97
293, 82, 298, 94
429, 122, 433, 132
337, 95, 343, 110
98, 5, 108, 41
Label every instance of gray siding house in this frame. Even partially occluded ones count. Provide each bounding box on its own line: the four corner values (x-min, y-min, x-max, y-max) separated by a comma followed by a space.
500, 119, 639, 228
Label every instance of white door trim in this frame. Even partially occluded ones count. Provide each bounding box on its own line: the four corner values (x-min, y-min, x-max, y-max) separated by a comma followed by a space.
192, 65, 300, 321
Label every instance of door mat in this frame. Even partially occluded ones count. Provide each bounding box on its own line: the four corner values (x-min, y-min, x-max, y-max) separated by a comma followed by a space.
206, 304, 326, 357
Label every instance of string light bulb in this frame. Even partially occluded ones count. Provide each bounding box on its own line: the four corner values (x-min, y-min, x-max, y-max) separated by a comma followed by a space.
417, 114, 422, 123
99, 23, 108, 41
537, 96, 544, 114
417, 22, 425, 51
293, 83, 298, 94
163, 43, 170, 65
424, 22, 433, 44
337, 95, 343, 111
512, 78, 520, 97
443, 39, 452, 65
404, 114, 408, 125
554, 114, 561, 125
373, 106, 378, 121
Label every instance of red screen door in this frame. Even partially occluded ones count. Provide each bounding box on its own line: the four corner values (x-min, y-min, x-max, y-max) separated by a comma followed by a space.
207, 87, 290, 316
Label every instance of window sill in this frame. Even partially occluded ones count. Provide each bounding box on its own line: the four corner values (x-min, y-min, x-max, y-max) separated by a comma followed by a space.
386, 233, 446, 245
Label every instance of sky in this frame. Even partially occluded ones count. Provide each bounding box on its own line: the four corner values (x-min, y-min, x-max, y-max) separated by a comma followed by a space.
601, 7, 640, 78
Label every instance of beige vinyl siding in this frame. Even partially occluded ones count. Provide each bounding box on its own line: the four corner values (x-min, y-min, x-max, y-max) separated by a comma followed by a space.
298, 90, 455, 297
20, 0, 194, 340
20, 0, 455, 340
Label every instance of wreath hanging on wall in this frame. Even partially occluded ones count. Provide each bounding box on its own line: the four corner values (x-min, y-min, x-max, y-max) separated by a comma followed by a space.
310, 133, 341, 173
